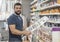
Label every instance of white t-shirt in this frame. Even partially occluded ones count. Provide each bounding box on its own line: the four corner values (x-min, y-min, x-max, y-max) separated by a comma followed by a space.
20, 14, 27, 30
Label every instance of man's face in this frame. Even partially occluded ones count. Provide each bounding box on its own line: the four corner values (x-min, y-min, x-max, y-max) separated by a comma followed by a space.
14, 5, 21, 15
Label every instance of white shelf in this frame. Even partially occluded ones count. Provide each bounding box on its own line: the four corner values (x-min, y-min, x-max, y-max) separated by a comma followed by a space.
40, 0, 49, 5
30, 10, 37, 12
48, 20, 60, 23
30, 13, 36, 15
0, 20, 6, 22
30, 14, 35, 15
30, 0, 37, 5
39, 13, 60, 15
40, 4, 60, 11
30, 3, 37, 8
31, 17, 36, 19
30, 6, 36, 9
42, 25, 52, 30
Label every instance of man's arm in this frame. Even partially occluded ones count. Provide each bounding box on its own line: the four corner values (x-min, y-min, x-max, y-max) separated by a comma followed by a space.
9, 24, 31, 36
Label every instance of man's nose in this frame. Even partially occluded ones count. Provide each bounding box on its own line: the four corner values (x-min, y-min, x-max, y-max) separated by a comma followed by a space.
17, 9, 20, 10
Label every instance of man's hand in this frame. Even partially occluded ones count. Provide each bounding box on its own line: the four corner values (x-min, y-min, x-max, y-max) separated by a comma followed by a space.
23, 30, 31, 36
23, 40, 29, 42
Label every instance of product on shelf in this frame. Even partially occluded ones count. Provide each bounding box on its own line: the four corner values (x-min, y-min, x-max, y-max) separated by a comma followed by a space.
58, 8, 60, 13
30, 0, 60, 42
40, 9, 50, 14
32, 8, 36, 12
46, 10, 50, 14
53, 0, 57, 4
57, 0, 60, 4
54, 8, 60, 13
50, 9, 55, 13
49, 1, 54, 6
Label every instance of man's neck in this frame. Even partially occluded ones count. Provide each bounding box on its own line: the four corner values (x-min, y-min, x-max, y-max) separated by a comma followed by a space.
14, 13, 21, 16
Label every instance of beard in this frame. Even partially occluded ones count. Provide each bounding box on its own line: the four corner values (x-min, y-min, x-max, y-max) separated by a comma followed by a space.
15, 11, 21, 15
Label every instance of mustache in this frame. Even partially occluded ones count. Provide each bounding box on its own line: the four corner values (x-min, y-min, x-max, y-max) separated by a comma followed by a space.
17, 10, 21, 12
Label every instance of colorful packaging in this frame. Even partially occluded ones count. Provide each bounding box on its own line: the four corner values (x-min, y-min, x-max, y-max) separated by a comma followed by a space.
50, 9, 55, 13
57, 0, 60, 4
58, 8, 60, 13
54, 8, 60, 13
46, 10, 50, 14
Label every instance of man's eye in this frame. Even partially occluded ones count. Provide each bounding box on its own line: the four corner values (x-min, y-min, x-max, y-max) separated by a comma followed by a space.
19, 8, 21, 9
16, 8, 18, 9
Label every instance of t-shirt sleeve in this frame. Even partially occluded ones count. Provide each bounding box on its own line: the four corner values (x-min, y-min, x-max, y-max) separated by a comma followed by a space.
7, 17, 16, 25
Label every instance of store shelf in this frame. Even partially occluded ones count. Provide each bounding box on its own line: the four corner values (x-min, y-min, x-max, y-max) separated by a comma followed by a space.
30, 0, 37, 6
30, 6, 37, 9
48, 20, 60, 23
42, 25, 52, 30
0, 20, 6, 22
40, 4, 60, 11
30, 13, 35, 15
39, 13, 60, 15
31, 17, 36, 19
30, 10, 37, 12
30, 3, 37, 8
40, 0, 49, 5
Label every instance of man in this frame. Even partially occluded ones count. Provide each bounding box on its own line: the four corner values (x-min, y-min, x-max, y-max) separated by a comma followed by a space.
7, 3, 31, 42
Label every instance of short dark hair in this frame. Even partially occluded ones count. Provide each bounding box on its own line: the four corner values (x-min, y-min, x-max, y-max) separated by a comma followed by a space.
14, 3, 22, 8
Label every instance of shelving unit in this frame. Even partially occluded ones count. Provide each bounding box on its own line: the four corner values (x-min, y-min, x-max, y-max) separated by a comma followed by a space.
48, 20, 60, 23
30, 0, 60, 42
39, 0, 60, 41
30, 0, 37, 5
40, 0, 49, 5
39, 13, 60, 15
40, 4, 60, 11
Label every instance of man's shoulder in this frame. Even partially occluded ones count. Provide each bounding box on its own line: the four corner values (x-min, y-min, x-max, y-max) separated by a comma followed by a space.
8, 14, 16, 20
9, 14, 16, 18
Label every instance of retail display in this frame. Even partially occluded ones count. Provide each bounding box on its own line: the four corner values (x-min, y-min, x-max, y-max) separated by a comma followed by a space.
30, 0, 60, 42
40, 8, 60, 14
22, 16, 49, 41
